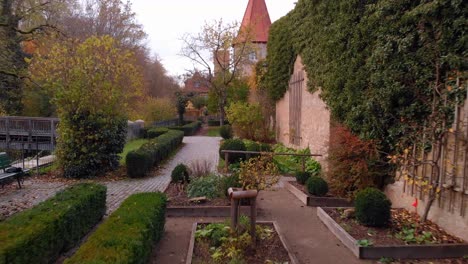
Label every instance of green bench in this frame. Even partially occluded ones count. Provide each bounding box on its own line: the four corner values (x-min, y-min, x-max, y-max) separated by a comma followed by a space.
0, 152, 29, 188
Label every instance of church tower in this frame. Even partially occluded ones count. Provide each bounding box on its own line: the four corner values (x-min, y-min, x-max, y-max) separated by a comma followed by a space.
236, 0, 272, 76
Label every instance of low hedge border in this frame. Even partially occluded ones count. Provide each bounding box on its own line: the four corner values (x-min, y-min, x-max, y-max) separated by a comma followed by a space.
65, 192, 167, 264
0, 183, 107, 264
168, 121, 202, 136
147, 127, 170, 139
126, 130, 184, 178
207, 120, 229, 127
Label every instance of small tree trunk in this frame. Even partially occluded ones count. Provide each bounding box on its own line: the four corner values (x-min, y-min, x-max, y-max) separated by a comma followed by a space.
421, 191, 436, 221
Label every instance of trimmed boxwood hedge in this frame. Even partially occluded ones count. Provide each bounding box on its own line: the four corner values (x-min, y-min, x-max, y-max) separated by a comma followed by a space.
126, 130, 184, 178
0, 183, 106, 264
168, 121, 202, 136
147, 127, 169, 139
65, 192, 167, 264
207, 120, 229, 126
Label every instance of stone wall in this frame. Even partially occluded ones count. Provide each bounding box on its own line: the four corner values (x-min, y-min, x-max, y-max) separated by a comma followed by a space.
275, 56, 331, 166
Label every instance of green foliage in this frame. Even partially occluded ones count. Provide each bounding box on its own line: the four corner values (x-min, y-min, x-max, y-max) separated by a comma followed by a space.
119, 138, 150, 165
168, 121, 202, 136
30, 36, 143, 178
355, 188, 392, 227
195, 223, 230, 247
219, 139, 246, 164
207, 119, 229, 126
218, 174, 242, 197
264, 0, 467, 184
306, 176, 328, 197
147, 127, 169, 138
171, 163, 190, 184
238, 155, 279, 191
137, 97, 176, 122
295, 171, 311, 185
126, 130, 184, 178
220, 125, 233, 139
395, 225, 433, 244
0, 183, 106, 264
65, 192, 167, 264
187, 174, 220, 199
175, 92, 189, 125
272, 144, 321, 175
191, 96, 208, 110
356, 239, 374, 247
226, 102, 263, 140
59, 111, 127, 178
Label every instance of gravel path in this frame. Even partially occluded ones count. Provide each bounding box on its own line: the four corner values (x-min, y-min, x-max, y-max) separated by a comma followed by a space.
0, 136, 222, 219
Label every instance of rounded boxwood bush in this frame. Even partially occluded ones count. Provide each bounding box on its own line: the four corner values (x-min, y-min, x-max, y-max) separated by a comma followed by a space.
354, 187, 391, 227
219, 125, 233, 139
306, 176, 328, 196
295, 171, 311, 185
171, 163, 189, 183
219, 139, 246, 164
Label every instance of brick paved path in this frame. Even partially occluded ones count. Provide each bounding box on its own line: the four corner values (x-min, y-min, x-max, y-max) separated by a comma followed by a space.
105, 136, 221, 214
0, 136, 221, 219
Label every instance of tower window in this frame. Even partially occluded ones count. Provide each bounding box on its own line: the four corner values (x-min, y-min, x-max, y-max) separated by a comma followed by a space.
249, 51, 257, 62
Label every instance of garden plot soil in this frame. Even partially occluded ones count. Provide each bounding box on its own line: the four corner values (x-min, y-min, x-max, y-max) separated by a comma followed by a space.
325, 208, 465, 246
165, 183, 230, 206
192, 223, 290, 264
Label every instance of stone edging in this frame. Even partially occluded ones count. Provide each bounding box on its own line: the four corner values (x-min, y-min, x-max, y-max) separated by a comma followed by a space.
186, 221, 300, 264
167, 206, 253, 217
317, 207, 468, 259
284, 180, 352, 207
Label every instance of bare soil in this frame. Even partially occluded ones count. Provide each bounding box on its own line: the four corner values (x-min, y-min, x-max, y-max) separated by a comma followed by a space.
192, 223, 290, 264
165, 183, 230, 207
325, 208, 465, 246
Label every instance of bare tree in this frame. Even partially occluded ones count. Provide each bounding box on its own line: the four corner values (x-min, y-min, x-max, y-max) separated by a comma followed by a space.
180, 19, 255, 125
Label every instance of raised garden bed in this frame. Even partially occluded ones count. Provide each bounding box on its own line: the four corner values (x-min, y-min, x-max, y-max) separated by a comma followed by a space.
318, 207, 468, 259
285, 180, 352, 207
165, 183, 253, 217
186, 221, 299, 264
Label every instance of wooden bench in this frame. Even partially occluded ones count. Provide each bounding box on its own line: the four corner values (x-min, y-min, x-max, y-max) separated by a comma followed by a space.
0, 152, 29, 188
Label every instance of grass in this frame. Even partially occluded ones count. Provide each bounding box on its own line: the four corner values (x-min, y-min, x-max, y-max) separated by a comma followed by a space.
207, 126, 221, 137
119, 139, 150, 165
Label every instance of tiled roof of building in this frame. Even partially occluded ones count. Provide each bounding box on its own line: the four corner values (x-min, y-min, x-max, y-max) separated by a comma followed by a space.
239, 0, 272, 43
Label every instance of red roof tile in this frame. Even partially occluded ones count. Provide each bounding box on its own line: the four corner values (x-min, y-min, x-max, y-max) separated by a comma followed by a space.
239, 0, 271, 43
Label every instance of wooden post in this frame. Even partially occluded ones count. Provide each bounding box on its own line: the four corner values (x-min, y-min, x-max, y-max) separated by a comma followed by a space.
225, 152, 229, 172
250, 197, 256, 248
231, 199, 239, 233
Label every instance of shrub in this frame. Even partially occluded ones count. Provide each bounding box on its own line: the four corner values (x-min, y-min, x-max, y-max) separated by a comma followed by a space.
147, 127, 169, 138
171, 163, 190, 183
328, 126, 382, 199
126, 130, 184, 178
220, 125, 233, 139
187, 174, 220, 199
65, 192, 167, 264
219, 139, 246, 164
226, 102, 263, 140
0, 183, 106, 264
168, 121, 202, 136
238, 154, 279, 190
355, 188, 391, 227
140, 97, 176, 122
306, 176, 328, 196
295, 171, 311, 185
306, 159, 322, 177
59, 111, 127, 178
218, 174, 241, 197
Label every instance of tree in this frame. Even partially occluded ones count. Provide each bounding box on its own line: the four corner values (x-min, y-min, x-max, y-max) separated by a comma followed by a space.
180, 19, 255, 125
0, 0, 68, 114
175, 92, 188, 125
30, 36, 143, 178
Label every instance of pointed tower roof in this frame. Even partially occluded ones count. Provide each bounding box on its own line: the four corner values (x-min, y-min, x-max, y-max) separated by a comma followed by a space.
239, 0, 272, 43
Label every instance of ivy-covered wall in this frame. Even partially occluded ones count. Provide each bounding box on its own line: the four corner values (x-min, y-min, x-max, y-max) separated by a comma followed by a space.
263, 0, 466, 155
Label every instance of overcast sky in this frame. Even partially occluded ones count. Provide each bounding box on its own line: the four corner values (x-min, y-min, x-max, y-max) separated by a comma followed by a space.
131, 0, 297, 78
